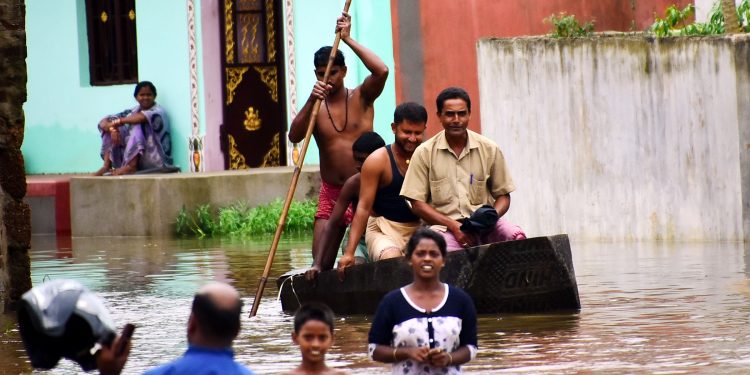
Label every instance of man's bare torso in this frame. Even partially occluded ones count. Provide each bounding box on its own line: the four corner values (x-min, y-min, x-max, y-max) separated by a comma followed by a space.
314, 86, 374, 186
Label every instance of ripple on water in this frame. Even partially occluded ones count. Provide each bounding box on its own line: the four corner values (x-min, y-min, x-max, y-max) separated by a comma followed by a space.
2, 236, 750, 373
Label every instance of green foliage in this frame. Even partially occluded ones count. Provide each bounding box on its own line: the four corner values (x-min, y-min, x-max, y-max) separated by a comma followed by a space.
740, 0, 750, 31
650, 0, 750, 37
175, 199, 318, 238
545, 13, 595, 38
650, 4, 697, 36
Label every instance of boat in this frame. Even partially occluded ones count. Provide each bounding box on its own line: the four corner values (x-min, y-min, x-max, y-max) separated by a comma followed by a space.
276, 234, 580, 315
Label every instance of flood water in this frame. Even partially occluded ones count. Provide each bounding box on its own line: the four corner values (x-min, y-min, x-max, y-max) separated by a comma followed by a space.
1, 235, 750, 374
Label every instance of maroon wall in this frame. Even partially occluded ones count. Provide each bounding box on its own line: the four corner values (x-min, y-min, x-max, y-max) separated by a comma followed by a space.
391, 0, 693, 135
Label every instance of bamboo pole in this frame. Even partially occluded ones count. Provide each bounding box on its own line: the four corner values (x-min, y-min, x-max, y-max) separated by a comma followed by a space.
250, 0, 353, 317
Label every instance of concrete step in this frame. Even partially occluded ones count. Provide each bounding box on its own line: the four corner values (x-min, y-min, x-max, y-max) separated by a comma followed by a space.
69, 167, 321, 237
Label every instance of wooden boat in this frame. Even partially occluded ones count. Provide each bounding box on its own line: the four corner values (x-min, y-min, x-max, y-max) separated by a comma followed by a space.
276, 234, 580, 315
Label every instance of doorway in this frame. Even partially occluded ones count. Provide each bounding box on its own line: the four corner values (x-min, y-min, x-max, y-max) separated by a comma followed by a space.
219, 0, 287, 169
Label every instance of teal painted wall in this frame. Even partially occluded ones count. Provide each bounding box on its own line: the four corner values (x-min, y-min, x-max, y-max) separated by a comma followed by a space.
23, 0, 192, 174
293, 1, 396, 165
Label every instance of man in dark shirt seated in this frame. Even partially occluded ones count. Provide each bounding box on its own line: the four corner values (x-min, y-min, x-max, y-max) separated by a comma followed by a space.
337, 103, 428, 277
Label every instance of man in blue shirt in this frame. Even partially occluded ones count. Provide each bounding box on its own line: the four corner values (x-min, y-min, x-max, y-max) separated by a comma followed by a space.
144, 282, 255, 375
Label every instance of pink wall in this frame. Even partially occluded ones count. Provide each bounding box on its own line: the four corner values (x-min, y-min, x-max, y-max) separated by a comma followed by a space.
201, 0, 225, 171
392, 0, 693, 136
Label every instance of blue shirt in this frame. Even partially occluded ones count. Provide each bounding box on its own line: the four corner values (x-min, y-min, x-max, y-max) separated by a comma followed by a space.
143, 346, 255, 375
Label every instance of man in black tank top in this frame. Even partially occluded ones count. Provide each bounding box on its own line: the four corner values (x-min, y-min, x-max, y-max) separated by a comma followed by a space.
338, 103, 428, 278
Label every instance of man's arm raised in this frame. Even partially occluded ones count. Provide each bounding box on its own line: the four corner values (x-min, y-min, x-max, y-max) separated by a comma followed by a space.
337, 12, 388, 105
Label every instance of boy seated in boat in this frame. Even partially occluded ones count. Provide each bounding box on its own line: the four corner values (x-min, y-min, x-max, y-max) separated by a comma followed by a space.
400, 87, 526, 251
306, 132, 385, 281
337, 103, 428, 278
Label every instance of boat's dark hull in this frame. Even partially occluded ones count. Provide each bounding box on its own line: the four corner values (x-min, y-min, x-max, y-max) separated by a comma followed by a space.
276, 234, 580, 314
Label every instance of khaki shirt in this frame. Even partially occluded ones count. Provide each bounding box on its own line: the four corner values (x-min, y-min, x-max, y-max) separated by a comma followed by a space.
400, 130, 515, 229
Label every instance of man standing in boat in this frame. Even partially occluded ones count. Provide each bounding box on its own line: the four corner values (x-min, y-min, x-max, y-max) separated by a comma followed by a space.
400, 87, 526, 250
288, 12, 389, 270
337, 103, 428, 277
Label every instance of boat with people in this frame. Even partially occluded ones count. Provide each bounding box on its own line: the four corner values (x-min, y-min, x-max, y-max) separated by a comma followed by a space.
276, 234, 581, 315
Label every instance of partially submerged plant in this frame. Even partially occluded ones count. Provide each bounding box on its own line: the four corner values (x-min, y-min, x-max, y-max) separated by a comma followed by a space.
175, 199, 318, 238
545, 12, 595, 38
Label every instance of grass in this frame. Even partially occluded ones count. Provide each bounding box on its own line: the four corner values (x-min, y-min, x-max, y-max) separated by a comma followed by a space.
175, 199, 317, 238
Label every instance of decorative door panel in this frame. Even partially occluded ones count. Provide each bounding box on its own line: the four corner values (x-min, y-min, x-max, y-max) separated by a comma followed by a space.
220, 0, 287, 169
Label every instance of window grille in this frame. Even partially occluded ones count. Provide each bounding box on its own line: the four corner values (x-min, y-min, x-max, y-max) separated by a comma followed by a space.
85, 0, 138, 85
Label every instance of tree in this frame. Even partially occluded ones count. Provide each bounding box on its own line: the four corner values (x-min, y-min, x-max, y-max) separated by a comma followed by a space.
722, 0, 742, 33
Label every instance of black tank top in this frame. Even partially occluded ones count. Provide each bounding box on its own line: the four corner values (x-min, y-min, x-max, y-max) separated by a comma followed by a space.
372, 145, 420, 223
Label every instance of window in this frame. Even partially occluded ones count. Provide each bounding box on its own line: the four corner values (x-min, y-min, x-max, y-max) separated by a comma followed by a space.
85, 0, 138, 85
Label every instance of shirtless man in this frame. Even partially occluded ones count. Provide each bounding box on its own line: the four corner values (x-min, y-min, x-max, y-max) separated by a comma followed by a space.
289, 12, 389, 268
337, 103, 428, 278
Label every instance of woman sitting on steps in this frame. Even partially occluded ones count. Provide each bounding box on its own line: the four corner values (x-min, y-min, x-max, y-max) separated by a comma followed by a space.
94, 81, 175, 176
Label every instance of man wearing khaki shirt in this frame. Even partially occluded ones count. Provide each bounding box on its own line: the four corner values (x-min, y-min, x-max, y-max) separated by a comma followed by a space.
400, 87, 526, 250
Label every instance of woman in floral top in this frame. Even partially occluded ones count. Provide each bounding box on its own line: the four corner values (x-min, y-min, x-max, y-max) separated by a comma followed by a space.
368, 228, 477, 374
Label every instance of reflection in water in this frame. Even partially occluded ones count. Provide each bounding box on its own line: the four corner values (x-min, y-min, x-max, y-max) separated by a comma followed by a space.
1, 237, 749, 374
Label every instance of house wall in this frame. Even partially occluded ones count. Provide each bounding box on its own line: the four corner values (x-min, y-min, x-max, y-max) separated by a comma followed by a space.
477, 34, 750, 241
32, 0, 402, 173
23, 0, 192, 174
199, 0, 223, 171
391, 0, 693, 137
198, 0, 400, 170
291, 0, 397, 164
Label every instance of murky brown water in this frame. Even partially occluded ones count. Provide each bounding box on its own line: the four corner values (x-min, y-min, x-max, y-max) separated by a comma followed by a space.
1, 235, 750, 374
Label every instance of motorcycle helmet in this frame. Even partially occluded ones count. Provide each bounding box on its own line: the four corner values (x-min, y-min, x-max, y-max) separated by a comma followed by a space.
17, 279, 116, 371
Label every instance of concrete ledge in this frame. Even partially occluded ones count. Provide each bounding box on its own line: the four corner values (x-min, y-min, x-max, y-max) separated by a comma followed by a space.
70, 167, 321, 237
26, 175, 72, 236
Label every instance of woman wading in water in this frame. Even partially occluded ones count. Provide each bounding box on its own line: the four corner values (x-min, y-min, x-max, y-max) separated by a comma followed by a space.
368, 228, 477, 374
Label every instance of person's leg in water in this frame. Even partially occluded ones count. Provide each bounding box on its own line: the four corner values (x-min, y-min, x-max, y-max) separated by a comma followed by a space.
310, 182, 351, 271
316, 222, 346, 270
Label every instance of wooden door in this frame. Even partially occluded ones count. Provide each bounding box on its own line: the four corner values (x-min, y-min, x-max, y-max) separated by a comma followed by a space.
220, 0, 287, 169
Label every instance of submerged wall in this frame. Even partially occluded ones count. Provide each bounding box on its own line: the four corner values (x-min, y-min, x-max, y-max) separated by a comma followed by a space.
477, 34, 750, 241
390, 0, 692, 138
70, 167, 321, 237
0, 0, 32, 311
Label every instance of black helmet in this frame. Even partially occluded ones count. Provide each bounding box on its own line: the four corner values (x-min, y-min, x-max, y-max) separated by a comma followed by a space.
17, 279, 116, 371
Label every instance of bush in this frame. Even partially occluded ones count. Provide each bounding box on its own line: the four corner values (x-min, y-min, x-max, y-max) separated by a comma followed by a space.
175, 199, 318, 238
545, 13, 595, 38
